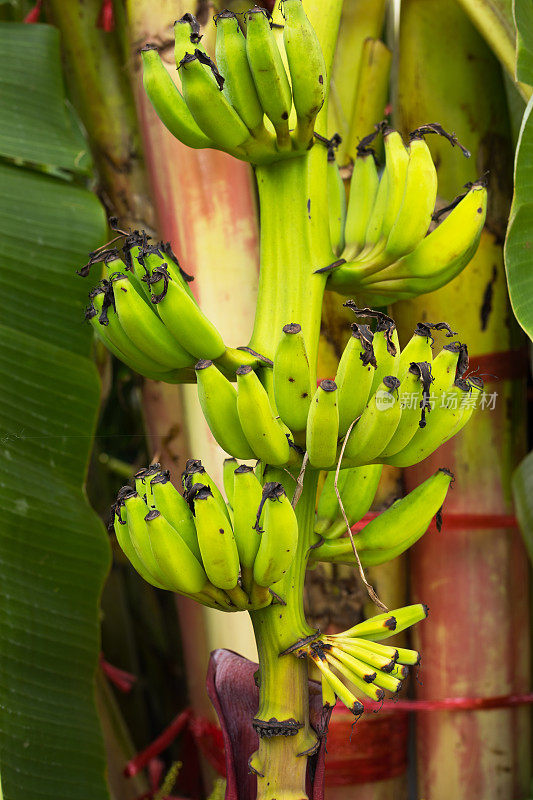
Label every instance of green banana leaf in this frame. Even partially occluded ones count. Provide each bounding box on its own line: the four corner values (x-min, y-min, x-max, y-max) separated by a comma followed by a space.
512, 450, 533, 563
504, 1, 533, 341
0, 22, 110, 800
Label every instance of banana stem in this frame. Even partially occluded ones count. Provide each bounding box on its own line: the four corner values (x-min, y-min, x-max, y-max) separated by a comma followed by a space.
249, 469, 318, 799
249, 147, 333, 379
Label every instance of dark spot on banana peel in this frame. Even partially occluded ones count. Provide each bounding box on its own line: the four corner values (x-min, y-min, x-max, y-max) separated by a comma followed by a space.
364, 671, 377, 684
283, 322, 301, 335
385, 616, 397, 631
281, 111, 289, 120
236, 364, 253, 376
383, 376, 400, 392
144, 508, 161, 522
480, 265, 497, 331
318, 74, 323, 84
314, 258, 346, 274
301, 392, 308, 398
195, 359, 212, 371
288, 377, 295, 382
320, 379, 337, 392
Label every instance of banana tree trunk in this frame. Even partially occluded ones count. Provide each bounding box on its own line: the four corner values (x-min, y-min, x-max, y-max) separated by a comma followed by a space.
394, 2, 530, 797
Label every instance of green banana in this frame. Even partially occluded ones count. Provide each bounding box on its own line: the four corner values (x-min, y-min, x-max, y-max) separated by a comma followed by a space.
110, 273, 195, 369
354, 603, 428, 641
386, 376, 481, 468
378, 361, 431, 459
142, 508, 210, 596
214, 10, 267, 139
140, 45, 215, 150
148, 266, 226, 361
253, 482, 299, 587
236, 365, 290, 466
335, 323, 376, 437
314, 468, 350, 535
182, 459, 230, 522
320, 671, 337, 708
136, 239, 196, 302
320, 463, 383, 539
178, 50, 251, 154
86, 284, 182, 381
245, 6, 293, 149
272, 323, 313, 433
327, 645, 377, 683
369, 316, 400, 394
222, 457, 238, 508
342, 151, 379, 260
150, 470, 202, 561
113, 487, 167, 589
282, 0, 326, 149
195, 360, 255, 459
232, 464, 264, 593
342, 376, 402, 466
328, 156, 347, 257
383, 133, 438, 261
134, 463, 161, 507
311, 468, 454, 566
306, 380, 339, 469
189, 483, 240, 592
324, 652, 385, 701
312, 653, 364, 717
395, 647, 421, 666
324, 637, 397, 673
396, 322, 436, 381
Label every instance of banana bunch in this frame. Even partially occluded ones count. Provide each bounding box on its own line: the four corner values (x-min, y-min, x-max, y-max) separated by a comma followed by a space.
323, 124, 488, 305
309, 467, 454, 567
81, 227, 264, 382
111, 458, 300, 610
141, 4, 326, 165
288, 604, 427, 715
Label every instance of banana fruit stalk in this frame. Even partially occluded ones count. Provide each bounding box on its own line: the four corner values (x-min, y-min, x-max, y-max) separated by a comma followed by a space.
140, 6, 326, 165
111, 459, 300, 611
324, 124, 487, 305
287, 603, 427, 713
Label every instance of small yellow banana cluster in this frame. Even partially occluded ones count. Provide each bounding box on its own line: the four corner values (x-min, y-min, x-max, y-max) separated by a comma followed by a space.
141, 4, 326, 165
288, 604, 427, 715
112, 458, 299, 610
310, 467, 454, 567
82, 228, 263, 382
325, 124, 488, 303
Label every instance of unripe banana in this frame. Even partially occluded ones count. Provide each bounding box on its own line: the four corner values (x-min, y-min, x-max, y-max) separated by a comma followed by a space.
395, 647, 421, 666
148, 266, 226, 361
325, 638, 397, 673
232, 464, 264, 592
355, 603, 428, 641
320, 464, 383, 540
143, 508, 210, 595
282, 0, 326, 148
178, 50, 251, 153
124, 492, 177, 585
321, 671, 337, 708
253, 482, 298, 587
362, 130, 409, 256
396, 323, 437, 381
363, 182, 488, 286
190, 484, 240, 592
150, 471, 202, 561
340, 613, 397, 639
134, 463, 161, 507
312, 654, 364, 717
384, 134, 438, 261
370, 317, 400, 394
140, 45, 215, 150
86, 285, 181, 380
273, 323, 313, 433
335, 324, 376, 437
236, 365, 290, 466
136, 239, 196, 303
386, 376, 480, 468
182, 459, 230, 522
328, 157, 347, 256
325, 652, 385, 701
113, 487, 167, 589
343, 152, 380, 260
245, 6, 293, 149
174, 12, 210, 67
315, 468, 350, 536
312, 468, 453, 567
110, 273, 196, 369
195, 360, 255, 459
378, 362, 432, 459
342, 376, 402, 466
306, 380, 339, 469
214, 10, 266, 137
328, 646, 377, 684
222, 457, 238, 508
